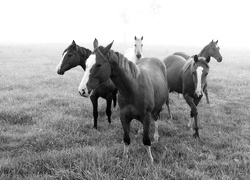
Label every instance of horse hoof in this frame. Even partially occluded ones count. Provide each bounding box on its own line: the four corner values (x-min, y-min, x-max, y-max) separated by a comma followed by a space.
193, 133, 199, 138
153, 134, 159, 142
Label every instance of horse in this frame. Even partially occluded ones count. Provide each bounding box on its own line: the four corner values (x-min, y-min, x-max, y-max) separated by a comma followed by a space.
56, 40, 118, 129
173, 40, 222, 104
163, 54, 210, 138
78, 38, 171, 164
124, 36, 144, 63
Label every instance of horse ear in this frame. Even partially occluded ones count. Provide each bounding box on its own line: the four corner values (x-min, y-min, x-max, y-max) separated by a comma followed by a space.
103, 40, 114, 54
194, 55, 199, 63
211, 39, 214, 43
141, 36, 143, 40
134, 36, 137, 40
93, 38, 98, 49
215, 40, 218, 44
72, 40, 76, 45
206, 56, 210, 63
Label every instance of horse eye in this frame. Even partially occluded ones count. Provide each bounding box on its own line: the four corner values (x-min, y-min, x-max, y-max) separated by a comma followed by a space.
68, 54, 72, 57
134, 44, 137, 47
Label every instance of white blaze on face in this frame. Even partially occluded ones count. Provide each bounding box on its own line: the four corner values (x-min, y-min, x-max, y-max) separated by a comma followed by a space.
56, 51, 67, 72
196, 66, 204, 95
78, 54, 96, 96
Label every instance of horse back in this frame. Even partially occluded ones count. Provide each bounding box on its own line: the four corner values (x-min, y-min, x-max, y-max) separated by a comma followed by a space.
173, 52, 190, 60
137, 58, 169, 112
163, 55, 186, 93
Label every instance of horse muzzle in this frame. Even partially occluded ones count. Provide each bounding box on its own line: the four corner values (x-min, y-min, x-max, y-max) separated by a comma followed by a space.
78, 88, 92, 98
194, 91, 203, 99
57, 69, 64, 75
136, 54, 141, 59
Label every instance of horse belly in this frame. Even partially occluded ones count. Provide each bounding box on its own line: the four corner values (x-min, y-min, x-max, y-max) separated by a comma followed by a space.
164, 55, 185, 93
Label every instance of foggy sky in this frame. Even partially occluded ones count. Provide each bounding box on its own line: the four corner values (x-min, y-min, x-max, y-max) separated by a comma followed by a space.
1, 0, 249, 48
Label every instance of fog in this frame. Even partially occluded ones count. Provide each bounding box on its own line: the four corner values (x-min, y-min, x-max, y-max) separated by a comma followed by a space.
1, 0, 250, 48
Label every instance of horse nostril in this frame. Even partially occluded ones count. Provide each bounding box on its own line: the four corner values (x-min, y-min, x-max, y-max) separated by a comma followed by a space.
57, 70, 64, 75
79, 89, 85, 96
136, 54, 141, 59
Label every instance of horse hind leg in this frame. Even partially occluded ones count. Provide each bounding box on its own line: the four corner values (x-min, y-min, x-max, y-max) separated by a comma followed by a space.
204, 88, 210, 104
112, 89, 117, 108
153, 120, 159, 142
120, 112, 132, 160
143, 113, 154, 164
166, 100, 172, 120
106, 94, 112, 124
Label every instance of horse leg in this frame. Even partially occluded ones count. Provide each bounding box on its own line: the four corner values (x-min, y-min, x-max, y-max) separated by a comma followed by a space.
166, 100, 172, 120
120, 111, 131, 159
90, 95, 98, 129
106, 94, 112, 124
193, 98, 202, 138
153, 120, 159, 142
183, 94, 199, 138
143, 112, 154, 164
112, 89, 117, 108
204, 88, 210, 104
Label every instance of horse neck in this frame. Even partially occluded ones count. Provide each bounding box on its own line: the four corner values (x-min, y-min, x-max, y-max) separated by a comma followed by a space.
107, 50, 140, 96
78, 46, 92, 70
198, 45, 210, 58
198, 44, 211, 58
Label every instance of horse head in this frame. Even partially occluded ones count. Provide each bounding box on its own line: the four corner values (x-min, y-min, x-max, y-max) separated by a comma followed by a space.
134, 36, 143, 60
56, 40, 86, 75
208, 40, 222, 62
78, 38, 113, 97
192, 55, 210, 99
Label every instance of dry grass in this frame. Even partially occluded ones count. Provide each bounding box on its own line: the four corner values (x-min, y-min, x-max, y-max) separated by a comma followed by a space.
0, 43, 249, 180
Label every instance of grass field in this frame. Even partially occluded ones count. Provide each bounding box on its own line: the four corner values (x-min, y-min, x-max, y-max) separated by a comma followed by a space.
0, 42, 249, 180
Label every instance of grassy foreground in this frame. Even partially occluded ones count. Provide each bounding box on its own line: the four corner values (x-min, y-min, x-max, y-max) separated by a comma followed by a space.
0, 43, 249, 179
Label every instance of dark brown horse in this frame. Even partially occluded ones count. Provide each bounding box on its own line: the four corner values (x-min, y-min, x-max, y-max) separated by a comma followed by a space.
163, 54, 210, 138
56, 40, 117, 129
78, 39, 170, 163
173, 40, 222, 104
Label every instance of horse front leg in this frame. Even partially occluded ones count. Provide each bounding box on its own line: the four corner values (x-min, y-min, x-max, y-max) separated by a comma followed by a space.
120, 110, 131, 159
90, 95, 98, 129
183, 93, 199, 138
106, 94, 112, 124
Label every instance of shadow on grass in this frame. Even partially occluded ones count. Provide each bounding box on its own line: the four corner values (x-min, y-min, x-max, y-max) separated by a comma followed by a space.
0, 111, 35, 125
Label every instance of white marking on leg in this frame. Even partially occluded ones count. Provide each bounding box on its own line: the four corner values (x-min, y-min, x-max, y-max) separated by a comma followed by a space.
78, 54, 96, 96
123, 144, 129, 159
56, 51, 67, 72
137, 124, 143, 136
154, 121, 159, 142
146, 145, 154, 164
196, 66, 204, 96
188, 118, 193, 129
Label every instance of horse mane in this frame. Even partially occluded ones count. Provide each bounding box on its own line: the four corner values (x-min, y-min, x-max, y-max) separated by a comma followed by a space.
63, 44, 92, 57
183, 57, 210, 73
99, 46, 140, 78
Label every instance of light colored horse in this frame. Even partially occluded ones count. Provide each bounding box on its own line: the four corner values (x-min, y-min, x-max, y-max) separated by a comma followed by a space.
124, 36, 144, 63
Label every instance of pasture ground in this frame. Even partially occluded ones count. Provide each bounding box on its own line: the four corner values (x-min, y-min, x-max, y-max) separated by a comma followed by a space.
0, 43, 249, 180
